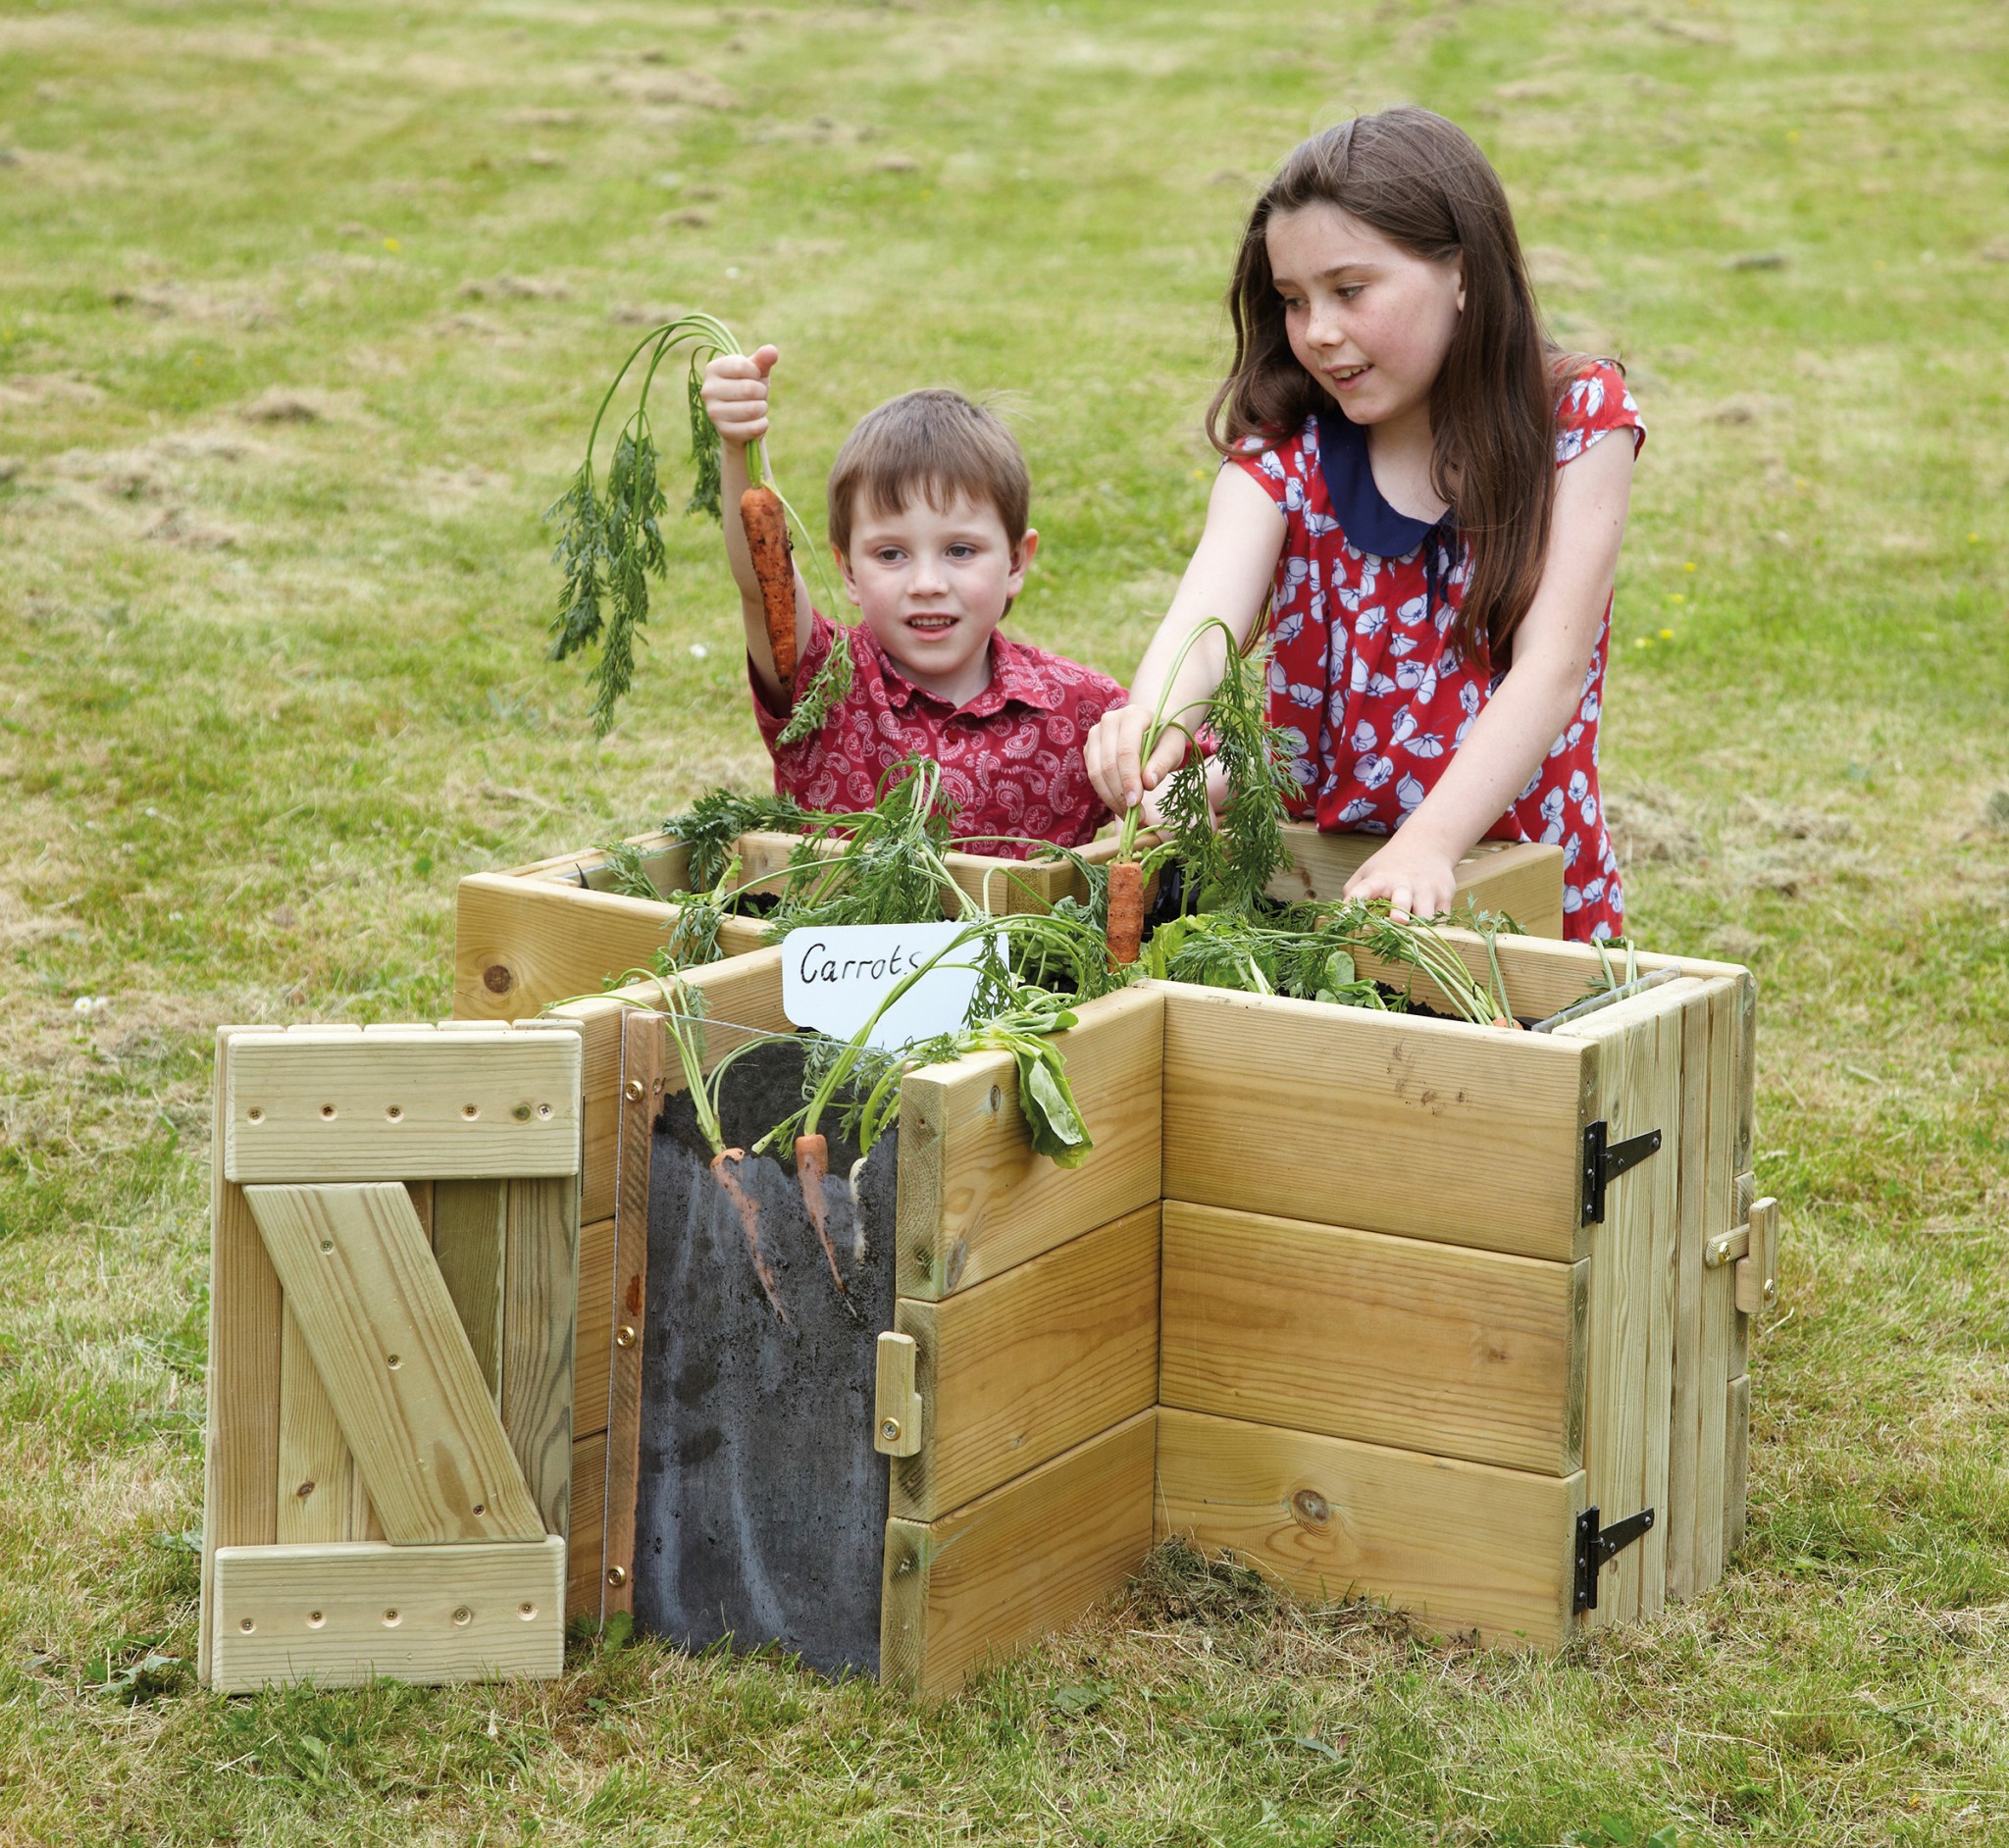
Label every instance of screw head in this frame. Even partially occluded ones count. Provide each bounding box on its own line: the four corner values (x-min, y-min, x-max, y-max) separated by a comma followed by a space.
452, 1607, 473, 1627
605, 1566, 627, 1588
615, 1324, 637, 1349
623, 1079, 645, 1103
880, 1418, 901, 1444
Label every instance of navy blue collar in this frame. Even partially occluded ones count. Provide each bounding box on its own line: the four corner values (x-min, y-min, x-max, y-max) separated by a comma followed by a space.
1314, 411, 1455, 557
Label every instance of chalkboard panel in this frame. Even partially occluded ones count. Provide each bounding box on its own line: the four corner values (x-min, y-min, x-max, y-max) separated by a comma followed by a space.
634, 1038, 898, 1676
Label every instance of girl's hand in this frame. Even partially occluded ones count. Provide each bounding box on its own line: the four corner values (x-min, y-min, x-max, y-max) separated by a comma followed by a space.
1086, 703, 1191, 816
1343, 834, 1460, 923
700, 344, 778, 446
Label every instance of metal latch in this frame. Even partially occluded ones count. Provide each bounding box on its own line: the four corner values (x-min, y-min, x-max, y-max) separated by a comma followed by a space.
1581, 1120, 1664, 1224
1573, 1505, 1655, 1612
874, 1331, 923, 1458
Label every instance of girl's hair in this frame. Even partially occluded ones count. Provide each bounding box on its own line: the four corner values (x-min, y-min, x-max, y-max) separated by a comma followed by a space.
1209, 106, 1594, 663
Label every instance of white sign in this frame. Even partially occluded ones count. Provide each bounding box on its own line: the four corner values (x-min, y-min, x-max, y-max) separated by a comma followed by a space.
781, 922, 998, 1053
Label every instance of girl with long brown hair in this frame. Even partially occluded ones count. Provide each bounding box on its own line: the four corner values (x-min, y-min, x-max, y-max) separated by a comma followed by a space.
1084, 107, 1642, 941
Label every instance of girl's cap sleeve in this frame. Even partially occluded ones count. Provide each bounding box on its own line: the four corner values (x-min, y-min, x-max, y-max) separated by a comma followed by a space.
1555, 361, 1646, 466
1225, 433, 1295, 507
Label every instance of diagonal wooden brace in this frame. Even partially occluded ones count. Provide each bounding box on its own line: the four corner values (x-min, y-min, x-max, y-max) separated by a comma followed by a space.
245, 1183, 546, 1544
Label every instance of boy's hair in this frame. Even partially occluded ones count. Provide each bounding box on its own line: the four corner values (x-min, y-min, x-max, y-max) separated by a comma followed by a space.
827, 388, 1031, 556
1210, 106, 1597, 666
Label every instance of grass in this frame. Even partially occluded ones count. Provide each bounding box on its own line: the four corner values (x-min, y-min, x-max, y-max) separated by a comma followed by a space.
2, 0, 2006, 1840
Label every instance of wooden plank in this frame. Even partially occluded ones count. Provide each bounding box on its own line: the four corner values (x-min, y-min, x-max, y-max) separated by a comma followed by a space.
1159, 1201, 1585, 1475
501, 1177, 579, 1539
224, 1027, 582, 1182
434, 1180, 508, 1402
243, 1183, 545, 1544
1558, 982, 1690, 1625
881, 1410, 1156, 1699
1156, 1408, 1583, 1648
1666, 982, 1716, 1602
1263, 830, 1566, 939
1160, 985, 1596, 1263
1724, 1373, 1751, 1562
451, 869, 766, 1023
200, 1029, 283, 1686
897, 986, 1163, 1300
276, 1309, 355, 1545
892, 1204, 1160, 1519
600, 1008, 662, 1620
1347, 927, 1754, 1028
567, 1429, 608, 1620
573, 1215, 617, 1438
210, 1534, 566, 1692
1693, 985, 1742, 1590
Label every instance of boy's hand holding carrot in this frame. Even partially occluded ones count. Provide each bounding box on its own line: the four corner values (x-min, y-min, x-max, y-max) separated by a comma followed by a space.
700, 344, 811, 701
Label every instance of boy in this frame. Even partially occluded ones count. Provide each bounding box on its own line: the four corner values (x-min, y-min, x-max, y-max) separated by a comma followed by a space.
700, 345, 1123, 855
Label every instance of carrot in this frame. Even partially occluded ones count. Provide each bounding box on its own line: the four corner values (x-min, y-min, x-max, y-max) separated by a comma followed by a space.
1106, 859, 1145, 967
711, 1149, 788, 1322
741, 484, 797, 691
794, 1132, 847, 1297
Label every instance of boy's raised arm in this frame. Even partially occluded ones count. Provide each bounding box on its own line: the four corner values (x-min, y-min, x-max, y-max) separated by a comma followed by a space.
700, 343, 814, 703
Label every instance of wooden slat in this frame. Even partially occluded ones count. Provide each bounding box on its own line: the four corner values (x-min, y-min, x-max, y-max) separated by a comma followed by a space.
1666, 982, 1716, 1602
1159, 1201, 1586, 1474
573, 1215, 617, 1437
1693, 986, 1742, 1590
1558, 982, 1691, 1625
1263, 829, 1566, 940
892, 1204, 1159, 1520
1724, 1373, 1751, 1562
225, 1027, 582, 1182
567, 1429, 608, 1620
1156, 1408, 1583, 1648
210, 1535, 566, 1693
897, 985, 1163, 1299
451, 870, 766, 1023
200, 1030, 283, 1686
275, 1309, 357, 1545
243, 1183, 544, 1544
501, 1177, 578, 1539
434, 1180, 508, 1403
1161, 985, 1596, 1263
601, 1007, 663, 1619
881, 1410, 1156, 1699
1347, 928, 1754, 1027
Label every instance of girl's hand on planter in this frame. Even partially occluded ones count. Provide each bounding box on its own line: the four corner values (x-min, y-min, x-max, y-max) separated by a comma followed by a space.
1343, 834, 1460, 924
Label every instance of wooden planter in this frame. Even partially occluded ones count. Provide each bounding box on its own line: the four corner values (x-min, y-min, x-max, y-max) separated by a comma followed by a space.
539, 924, 1772, 1697
454, 824, 1565, 1023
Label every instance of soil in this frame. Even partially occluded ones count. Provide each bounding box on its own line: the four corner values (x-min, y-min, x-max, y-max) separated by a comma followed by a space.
633, 1037, 899, 1677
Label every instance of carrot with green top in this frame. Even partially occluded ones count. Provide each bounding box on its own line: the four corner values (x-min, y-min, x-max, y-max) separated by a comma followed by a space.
741, 483, 798, 690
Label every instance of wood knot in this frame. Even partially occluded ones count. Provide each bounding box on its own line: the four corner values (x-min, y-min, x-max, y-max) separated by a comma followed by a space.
483, 963, 513, 995
1290, 1488, 1330, 1528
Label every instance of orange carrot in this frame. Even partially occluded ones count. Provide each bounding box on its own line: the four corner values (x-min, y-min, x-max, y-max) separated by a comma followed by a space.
1106, 859, 1145, 967
794, 1132, 847, 1297
741, 484, 797, 690
711, 1149, 787, 1322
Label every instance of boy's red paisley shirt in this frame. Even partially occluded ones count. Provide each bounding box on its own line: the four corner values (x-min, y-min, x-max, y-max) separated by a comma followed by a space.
1230, 361, 1645, 942
751, 614, 1123, 858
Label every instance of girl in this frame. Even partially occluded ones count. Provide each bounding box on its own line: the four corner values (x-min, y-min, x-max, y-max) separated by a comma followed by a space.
1084, 106, 1642, 941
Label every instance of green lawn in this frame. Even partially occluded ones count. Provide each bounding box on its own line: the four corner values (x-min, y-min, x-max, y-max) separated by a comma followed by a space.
3, 0, 2006, 1841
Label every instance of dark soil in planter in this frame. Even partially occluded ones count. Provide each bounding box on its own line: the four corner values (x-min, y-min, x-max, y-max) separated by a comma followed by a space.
634, 1037, 899, 1677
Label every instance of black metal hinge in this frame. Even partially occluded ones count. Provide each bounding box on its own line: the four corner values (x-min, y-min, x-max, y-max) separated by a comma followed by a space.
1573, 1505, 1655, 1612
1581, 1119, 1663, 1224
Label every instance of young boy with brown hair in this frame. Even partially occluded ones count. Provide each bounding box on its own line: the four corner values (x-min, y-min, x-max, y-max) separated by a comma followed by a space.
699, 345, 1123, 855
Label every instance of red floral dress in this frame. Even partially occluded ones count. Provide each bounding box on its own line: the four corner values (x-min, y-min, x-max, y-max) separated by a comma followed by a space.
751, 614, 1124, 857
1230, 362, 1645, 942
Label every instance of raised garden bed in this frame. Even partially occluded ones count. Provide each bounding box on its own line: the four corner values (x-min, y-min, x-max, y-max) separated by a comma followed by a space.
455, 822, 1564, 1022
537, 922, 1769, 1695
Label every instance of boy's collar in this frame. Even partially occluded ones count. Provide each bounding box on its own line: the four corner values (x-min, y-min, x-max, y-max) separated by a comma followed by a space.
865, 627, 1062, 717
